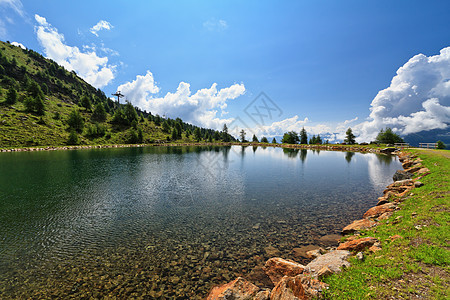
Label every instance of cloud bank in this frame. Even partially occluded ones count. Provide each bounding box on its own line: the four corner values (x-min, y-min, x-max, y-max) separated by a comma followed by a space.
356, 47, 450, 141
34, 14, 115, 88
118, 71, 245, 129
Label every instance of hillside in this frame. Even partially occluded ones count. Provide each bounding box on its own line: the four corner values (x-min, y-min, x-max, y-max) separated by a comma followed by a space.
0, 40, 235, 148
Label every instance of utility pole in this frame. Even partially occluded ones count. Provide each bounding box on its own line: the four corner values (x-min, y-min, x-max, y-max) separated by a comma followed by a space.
112, 91, 124, 104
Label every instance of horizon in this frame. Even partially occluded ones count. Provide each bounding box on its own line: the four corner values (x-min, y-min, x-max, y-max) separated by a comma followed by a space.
1, 0, 449, 142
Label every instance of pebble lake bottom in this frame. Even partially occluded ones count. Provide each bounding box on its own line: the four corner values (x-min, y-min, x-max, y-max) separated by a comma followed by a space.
0, 145, 401, 299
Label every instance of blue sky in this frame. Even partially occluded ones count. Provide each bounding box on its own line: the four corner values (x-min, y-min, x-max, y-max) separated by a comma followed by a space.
1, 0, 450, 141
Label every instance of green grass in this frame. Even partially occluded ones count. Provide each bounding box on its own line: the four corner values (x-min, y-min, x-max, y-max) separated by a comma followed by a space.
323, 149, 450, 299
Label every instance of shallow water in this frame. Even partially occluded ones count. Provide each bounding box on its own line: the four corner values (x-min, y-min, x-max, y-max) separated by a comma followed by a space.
0, 146, 400, 298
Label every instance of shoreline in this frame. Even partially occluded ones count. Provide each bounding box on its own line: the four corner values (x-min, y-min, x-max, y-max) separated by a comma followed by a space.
205, 149, 431, 299
0, 142, 387, 154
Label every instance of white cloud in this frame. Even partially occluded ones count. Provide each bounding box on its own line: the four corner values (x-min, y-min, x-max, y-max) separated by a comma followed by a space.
118, 71, 245, 129
11, 41, 25, 49
0, 0, 24, 38
0, 0, 24, 17
90, 20, 113, 37
203, 18, 228, 31
356, 47, 450, 142
34, 14, 115, 88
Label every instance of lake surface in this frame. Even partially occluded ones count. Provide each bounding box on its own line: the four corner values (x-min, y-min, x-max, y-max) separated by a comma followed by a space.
0, 145, 400, 299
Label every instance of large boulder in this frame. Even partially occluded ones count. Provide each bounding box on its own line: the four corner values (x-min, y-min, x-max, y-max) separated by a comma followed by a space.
270, 275, 306, 300
363, 203, 396, 219
264, 258, 306, 285
206, 277, 260, 300
342, 219, 377, 235
393, 170, 412, 181
305, 250, 351, 275
337, 237, 378, 252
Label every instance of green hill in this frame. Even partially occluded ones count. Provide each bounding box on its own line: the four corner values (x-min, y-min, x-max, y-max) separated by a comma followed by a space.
0, 40, 235, 148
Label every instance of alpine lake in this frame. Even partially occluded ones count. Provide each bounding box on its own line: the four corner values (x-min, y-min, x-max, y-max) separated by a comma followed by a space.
0, 145, 401, 299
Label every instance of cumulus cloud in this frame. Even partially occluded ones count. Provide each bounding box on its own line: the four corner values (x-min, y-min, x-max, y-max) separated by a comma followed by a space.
90, 20, 113, 37
34, 14, 115, 88
356, 47, 450, 141
203, 18, 228, 31
11, 41, 25, 49
118, 71, 245, 129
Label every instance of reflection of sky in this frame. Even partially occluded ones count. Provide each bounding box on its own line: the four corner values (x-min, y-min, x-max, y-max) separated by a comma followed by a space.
0, 146, 401, 267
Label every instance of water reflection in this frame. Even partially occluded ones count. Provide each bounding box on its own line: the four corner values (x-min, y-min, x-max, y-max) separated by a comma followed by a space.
282, 148, 299, 158
300, 149, 307, 163
0, 146, 401, 299
345, 152, 355, 163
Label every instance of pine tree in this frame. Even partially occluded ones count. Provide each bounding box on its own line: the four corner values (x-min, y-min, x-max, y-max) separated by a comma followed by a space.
261, 137, 269, 143
281, 131, 299, 144
194, 127, 202, 141
252, 134, 259, 143
240, 129, 246, 142
300, 127, 308, 144
222, 124, 230, 142
92, 103, 107, 122
5, 86, 17, 105
272, 137, 277, 144
344, 128, 356, 145
67, 109, 84, 133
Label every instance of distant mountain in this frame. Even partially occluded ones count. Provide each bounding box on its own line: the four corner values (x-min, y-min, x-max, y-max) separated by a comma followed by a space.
0, 40, 235, 148
403, 128, 450, 149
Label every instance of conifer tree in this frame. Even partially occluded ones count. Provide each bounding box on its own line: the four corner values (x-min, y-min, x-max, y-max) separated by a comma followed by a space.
344, 128, 356, 144
300, 127, 308, 144
5, 86, 17, 105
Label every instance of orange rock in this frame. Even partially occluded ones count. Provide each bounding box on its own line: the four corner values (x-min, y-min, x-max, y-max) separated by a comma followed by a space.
368, 245, 382, 252
405, 165, 422, 173
396, 187, 412, 197
264, 257, 305, 285
337, 237, 378, 252
300, 276, 329, 299
377, 211, 393, 220
417, 167, 430, 175
342, 219, 377, 235
206, 277, 260, 300
270, 275, 306, 300
363, 203, 395, 219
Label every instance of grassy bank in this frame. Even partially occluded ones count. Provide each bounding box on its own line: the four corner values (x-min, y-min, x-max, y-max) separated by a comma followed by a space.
323, 149, 449, 299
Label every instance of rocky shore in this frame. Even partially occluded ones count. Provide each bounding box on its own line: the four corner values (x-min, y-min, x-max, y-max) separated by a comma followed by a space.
205, 150, 430, 300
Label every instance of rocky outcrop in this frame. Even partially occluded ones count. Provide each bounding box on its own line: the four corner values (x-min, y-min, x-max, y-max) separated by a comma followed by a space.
270, 275, 306, 300
264, 258, 305, 285
305, 250, 351, 275
337, 237, 378, 252
342, 219, 377, 234
363, 203, 396, 219
393, 170, 413, 181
